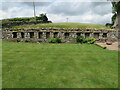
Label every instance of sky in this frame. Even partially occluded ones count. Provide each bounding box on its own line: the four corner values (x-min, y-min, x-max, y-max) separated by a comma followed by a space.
0, 0, 113, 24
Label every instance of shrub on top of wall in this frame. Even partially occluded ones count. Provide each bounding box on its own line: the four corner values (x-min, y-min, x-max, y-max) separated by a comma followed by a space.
76, 36, 96, 44
48, 38, 61, 43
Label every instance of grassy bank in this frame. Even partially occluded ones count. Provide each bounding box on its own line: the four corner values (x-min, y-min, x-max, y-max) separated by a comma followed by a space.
9, 23, 110, 29
2, 41, 118, 88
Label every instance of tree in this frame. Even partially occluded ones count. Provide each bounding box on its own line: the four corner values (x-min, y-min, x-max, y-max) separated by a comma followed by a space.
112, 2, 120, 13
111, 1, 120, 28
36, 13, 48, 21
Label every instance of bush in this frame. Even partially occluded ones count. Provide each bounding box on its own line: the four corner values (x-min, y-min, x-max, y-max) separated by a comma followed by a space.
36, 13, 48, 21
76, 36, 96, 44
86, 37, 96, 44
76, 36, 84, 43
48, 38, 61, 43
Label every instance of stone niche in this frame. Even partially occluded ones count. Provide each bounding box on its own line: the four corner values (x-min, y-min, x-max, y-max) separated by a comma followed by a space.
85, 33, 90, 38
46, 32, 50, 39
29, 32, 34, 38
64, 33, 69, 39
54, 32, 58, 38
94, 33, 99, 39
102, 33, 107, 38
38, 32, 43, 39
12, 32, 17, 38
21, 32, 24, 38
76, 33, 81, 37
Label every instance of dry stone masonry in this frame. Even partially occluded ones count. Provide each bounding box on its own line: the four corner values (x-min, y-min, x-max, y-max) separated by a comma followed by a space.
2, 28, 117, 43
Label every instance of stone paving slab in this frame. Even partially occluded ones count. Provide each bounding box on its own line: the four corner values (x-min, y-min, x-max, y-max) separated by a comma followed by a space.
96, 42, 120, 51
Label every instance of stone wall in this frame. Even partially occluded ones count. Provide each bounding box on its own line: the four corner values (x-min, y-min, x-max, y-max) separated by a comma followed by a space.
107, 29, 119, 41
2, 28, 116, 43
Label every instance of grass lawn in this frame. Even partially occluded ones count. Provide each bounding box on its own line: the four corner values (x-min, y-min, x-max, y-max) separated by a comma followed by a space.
2, 41, 118, 88
9, 23, 111, 29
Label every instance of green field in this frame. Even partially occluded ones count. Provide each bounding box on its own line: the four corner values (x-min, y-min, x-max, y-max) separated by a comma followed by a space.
2, 41, 118, 88
10, 23, 110, 29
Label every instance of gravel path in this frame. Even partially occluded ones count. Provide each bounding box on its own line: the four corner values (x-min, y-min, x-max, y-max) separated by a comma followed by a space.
96, 42, 120, 51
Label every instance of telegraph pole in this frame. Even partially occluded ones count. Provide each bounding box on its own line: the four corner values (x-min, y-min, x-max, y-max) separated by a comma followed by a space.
66, 18, 69, 23
33, 0, 36, 19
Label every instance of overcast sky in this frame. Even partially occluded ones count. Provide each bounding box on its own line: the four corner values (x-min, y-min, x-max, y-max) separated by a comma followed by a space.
0, 0, 113, 24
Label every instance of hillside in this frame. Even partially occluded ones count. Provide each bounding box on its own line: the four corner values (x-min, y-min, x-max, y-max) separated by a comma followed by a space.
8, 23, 111, 29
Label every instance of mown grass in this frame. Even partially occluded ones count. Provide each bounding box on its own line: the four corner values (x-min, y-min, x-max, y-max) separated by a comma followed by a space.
0, 40, 2, 89
2, 41, 118, 88
10, 23, 110, 29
